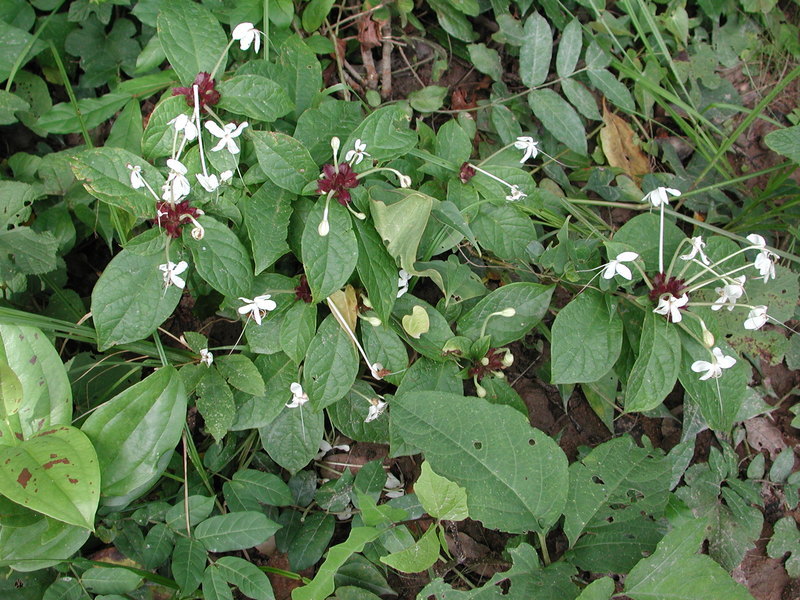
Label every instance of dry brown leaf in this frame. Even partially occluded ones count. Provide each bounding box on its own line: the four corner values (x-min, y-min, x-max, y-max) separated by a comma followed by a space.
328, 285, 358, 337
599, 101, 650, 181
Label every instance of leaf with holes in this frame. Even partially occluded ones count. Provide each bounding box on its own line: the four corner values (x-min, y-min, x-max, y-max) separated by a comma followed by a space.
0, 425, 99, 530
391, 391, 568, 533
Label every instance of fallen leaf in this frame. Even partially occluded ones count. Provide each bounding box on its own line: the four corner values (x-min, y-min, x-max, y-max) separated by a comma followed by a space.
599, 100, 650, 181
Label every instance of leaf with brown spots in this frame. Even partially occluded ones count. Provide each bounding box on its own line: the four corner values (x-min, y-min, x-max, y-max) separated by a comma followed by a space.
599, 100, 650, 182
0, 425, 100, 530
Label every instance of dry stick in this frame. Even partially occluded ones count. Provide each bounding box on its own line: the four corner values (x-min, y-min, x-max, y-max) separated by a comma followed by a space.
360, 43, 379, 89
380, 20, 393, 98
396, 44, 426, 88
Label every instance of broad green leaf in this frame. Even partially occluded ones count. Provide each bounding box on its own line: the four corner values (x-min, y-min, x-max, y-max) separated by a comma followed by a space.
194, 511, 280, 552
157, 0, 227, 84
42, 577, 88, 600
427, 0, 478, 41
71, 147, 163, 217
347, 106, 418, 161
561, 78, 603, 121
0, 90, 29, 125
392, 392, 568, 533
301, 0, 334, 31
251, 131, 317, 194
528, 88, 587, 156
280, 302, 317, 364
90, 248, 182, 351
457, 282, 553, 346
215, 355, 265, 397
362, 322, 408, 387
302, 315, 359, 410
0, 324, 71, 438
231, 353, 297, 430
81, 567, 142, 595
196, 367, 235, 443
216, 556, 275, 600
105, 99, 143, 155
392, 295, 453, 361
380, 525, 440, 573
401, 305, 429, 339
227, 469, 294, 508
0, 505, 89, 572
0, 362, 22, 419
292, 527, 383, 600
767, 517, 799, 578
0, 227, 59, 277
353, 216, 399, 324
0, 21, 46, 83
202, 566, 233, 600
141, 95, 187, 159
624, 519, 753, 600
556, 19, 583, 78
142, 523, 174, 570
520, 12, 553, 87
588, 68, 635, 112
172, 537, 206, 596
764, 125, 800, 163
551, 291, 623, 384
278, 511, 335, 571
165, 495, 215, 531
0, 180, 37, 229
334, 554, 395, 597
408, 86, 448, 113
576, 577, 614, 600
624, 312, 681, 412
242, 181, 293, 274
294, 100, 364, 163
334, 587, 383, 600
81, 367, 187, 508
37, 93, 129, 135
260, 404, 324, 474
467, 44, 503, 81
184, 216, 253, 297
0, 426, 99, 529
301, 201, 358, 302
416, 462, 468, 521
470, 203, 537, 263
614, 213, 685, 273
266, 36, 322, 118
217, 75, 293, 122
327, 381, 390, 444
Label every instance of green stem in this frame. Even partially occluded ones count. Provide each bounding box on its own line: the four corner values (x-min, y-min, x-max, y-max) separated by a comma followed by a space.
5, 0, 67, 91
537, 531, 551, 566
49, 41, 92, 148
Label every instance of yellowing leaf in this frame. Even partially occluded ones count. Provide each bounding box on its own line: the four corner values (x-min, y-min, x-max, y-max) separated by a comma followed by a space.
402, 305, 430, 339
328, 285, 358, 337
599, 102, 650, 181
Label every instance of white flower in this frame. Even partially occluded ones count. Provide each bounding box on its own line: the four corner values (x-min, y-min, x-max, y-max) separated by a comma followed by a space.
653, 292, 689, 323
237, 294, 277, 325
365, 398, 387, 423
398, 174, 412, 188
220, 170, 234, 184
205, 121, 249, 154
196, 173, 219, 192
127, 164, 145, 189
199, 348, 213, 367
345, 139, 369, 165
168, 113, 198, 141
159, 261, 188, 289
712, 275, 746, 311
514, 136, 540, 163
231, 22, 261, 53
691, 347, 737, 381
601, 251, 639, 280
744, 305, 768, 330
314, 439, 350, 459
753, 249, 776, 283
384, 472, 404, 499
286, 382, 308, 408
162, 158, 191, 202
397, 269, 411, 298
505, 185, 527, 202
680, 236, 710, 265
370, 362, 384, 381
643, 186, 681, 207
746, 234, 767, 249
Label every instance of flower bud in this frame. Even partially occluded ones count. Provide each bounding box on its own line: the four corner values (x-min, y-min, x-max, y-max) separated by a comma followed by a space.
497, 307, 516, 317
699, 319, 715, 348
318, 218, 329, 236
191, 225, 204, 240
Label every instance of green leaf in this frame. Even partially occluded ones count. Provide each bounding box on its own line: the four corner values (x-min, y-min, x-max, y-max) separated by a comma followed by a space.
280, 302, 317, 364
561, 77, 602, 121
457, 282, 553, 346
470, 203, 537, 264
172, 537, 207, 596
466, 44, 503, 81
353, 217, 399, 324
215, 355, 265, 397
105, 99, 143, 155
392, 295, 453, 361
528, 88, 587, 156
576, 577, 614, 600
614, 213, 685, 273
202, 566, 233, 600
294, 101, 364, 163
348, 106, 418, 161
624, 520, 754, 600
362, 322, 408, 387
301, 0, 334, 32
81, 367, 187, 508
408, 86, 448, 113
81, 567, 142, 595
71, 147, 162, 217
380, 525, 440, 573
90, 248, 182, 351
38, 93, 130, 135
0, 324, 71, 438
301, 201, 358, 302
764, 125, 800, 163
278, 511, 335, 571
231, 353, 297, 430
588, 68, 635, 112
0, 426, 99, 530
243, 182, 293, 275
0, 21, 46, 83
0, 227, 58, 277
141, 95, 187, 160
392, 392, 568, 533
195, 512, 281, 552
520, 12, 553, 87
157, 0, 227, 84
556, 19, 583, 78
767, 517, 799, 578
227, 469, 294, 508
551, 291, 623, 384
166, 495, 215, 531
217, 75, 294, 122
259, 404, 324, 474
327, 381, 390, 444
183, 216, 254, 298
427, 0, 477, 41
142, 523, 174, 570
292, 527, 383, 600
216, 556, 275, 600
416, 462, 469, 521
196, 367, 235, 443
266, 36, 322, 119
251, 131, 317, 194
0, 90, 29, 125
624, 311, 681, 413
302, 315, 359, 410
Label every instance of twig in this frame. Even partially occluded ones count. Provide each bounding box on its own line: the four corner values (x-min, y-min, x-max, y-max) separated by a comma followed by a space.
380, 20, 393, 98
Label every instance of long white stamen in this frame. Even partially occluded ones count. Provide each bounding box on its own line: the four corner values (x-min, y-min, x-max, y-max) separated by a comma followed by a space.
193, 85, 209, 177
658, 203, 665, 274
326, 297, 380, 380
470, 164, 516, 191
